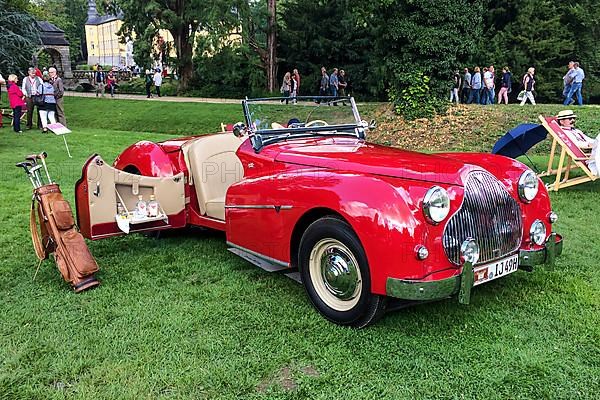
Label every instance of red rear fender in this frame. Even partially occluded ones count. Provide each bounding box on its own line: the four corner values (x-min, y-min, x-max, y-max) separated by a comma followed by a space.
113, 141, 176, 177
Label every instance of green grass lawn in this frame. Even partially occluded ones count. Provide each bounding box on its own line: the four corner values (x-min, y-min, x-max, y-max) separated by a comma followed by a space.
0, 98, 598, 399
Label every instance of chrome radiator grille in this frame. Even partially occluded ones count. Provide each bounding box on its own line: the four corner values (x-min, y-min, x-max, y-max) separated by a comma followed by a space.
443, 171, 523, 265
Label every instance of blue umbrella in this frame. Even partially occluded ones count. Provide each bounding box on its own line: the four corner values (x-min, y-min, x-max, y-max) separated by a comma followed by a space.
492, 123, 548, 158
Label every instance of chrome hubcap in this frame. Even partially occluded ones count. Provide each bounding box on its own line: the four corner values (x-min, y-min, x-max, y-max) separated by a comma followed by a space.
309, 239, 362, 311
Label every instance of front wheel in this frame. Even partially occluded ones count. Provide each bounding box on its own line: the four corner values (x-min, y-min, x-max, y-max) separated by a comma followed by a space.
299, 217, 386, 328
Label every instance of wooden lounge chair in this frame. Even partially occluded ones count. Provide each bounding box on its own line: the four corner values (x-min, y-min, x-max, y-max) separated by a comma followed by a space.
1, 108, 27, 128
538, 115, 597, 191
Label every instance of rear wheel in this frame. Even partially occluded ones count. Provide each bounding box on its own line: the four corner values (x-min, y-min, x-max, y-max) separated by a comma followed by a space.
299, 217, 386, 328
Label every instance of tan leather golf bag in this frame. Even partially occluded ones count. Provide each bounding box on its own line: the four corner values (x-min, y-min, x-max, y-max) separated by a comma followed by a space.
30, 184, 100, 292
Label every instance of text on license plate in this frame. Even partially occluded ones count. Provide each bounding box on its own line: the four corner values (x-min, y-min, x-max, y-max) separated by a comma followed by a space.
473, 254, 519, 286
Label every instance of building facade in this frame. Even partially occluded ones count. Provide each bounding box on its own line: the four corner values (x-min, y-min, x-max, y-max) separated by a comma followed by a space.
85, 0, 131, 67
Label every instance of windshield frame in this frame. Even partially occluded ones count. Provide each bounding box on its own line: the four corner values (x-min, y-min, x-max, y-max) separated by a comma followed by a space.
242, 96, 366, 152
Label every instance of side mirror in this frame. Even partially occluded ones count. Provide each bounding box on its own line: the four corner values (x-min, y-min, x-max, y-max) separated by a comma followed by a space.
233, 122, 246, 137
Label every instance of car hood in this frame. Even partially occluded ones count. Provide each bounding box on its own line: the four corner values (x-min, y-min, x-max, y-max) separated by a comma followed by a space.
274, 138, 476, 185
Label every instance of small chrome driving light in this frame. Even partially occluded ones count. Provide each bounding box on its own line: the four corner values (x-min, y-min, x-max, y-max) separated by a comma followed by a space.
423, 186, 451, 224
518, 170, 539, 202
460, 239, 480, 264
530, 219, 547, 245
548, 211, 558, 224
416, 245, 429, 260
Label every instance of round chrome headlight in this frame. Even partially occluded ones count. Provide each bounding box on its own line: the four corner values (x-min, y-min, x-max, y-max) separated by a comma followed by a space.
423, 186, 451, 224
518, 170, 539, 202
460, 239, 480, 264
530, 219, 547, 245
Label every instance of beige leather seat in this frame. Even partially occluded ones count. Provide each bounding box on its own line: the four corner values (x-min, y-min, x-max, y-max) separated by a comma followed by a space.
186, 134, 245, 220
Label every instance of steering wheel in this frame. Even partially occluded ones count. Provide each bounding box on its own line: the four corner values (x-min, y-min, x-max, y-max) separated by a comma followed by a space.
305, 120, 329, 128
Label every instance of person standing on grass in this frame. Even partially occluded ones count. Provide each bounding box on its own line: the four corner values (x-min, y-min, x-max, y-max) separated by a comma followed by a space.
450, 70, 461, 104
94, 66, 106, 97
6, 75, 26, 133
461, 67, 471, 104
563, 62, 585, 106
145, 69, 153, 98
520, 67, 536, 106
22, 67, 43, 129
37, 72, 57, 133
497, 67, 512, 104
48, 67, 66, 127
562, 61, 575, 104
153, 68, 162, 97
467, 67, 481, 104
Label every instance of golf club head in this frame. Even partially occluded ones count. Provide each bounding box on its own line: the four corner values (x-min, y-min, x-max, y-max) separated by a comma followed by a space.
16, 161, 33, 171
25, 155, 38, 165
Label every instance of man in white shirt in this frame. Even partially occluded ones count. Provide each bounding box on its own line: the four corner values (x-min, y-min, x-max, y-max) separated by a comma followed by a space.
556, 109, 598, 175
21, 67, 43, 129
153, 69, 163, 97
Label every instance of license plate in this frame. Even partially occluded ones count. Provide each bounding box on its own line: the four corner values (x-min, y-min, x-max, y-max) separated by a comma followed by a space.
473, 254, 519, 286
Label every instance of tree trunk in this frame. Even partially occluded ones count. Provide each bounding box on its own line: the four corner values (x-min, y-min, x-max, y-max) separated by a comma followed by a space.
266, 0, 277, 92
172, 25, 194, 94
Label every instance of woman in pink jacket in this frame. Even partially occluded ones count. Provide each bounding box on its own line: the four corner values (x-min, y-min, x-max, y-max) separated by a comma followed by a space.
6, 74, 26, 133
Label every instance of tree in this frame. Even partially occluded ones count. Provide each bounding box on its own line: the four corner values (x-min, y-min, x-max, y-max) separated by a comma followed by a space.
278, 0, 379, 98
237, 0, 278, 92
0, 0, 41, 73
114, 0, 243, 93
28, 0, 88, 63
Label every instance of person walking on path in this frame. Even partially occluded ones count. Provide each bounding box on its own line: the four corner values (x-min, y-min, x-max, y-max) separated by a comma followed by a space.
450, 70, 461, 104
563, 62, 585, 106
280, 72, 292, 104
497, 67, 512, 104
107, 71, 117, 97
6, 74, 26, 133
37, 72, 57, 133
293, 69, 301, 96
461, 68, 471, 104
329, 68, 339, 99
21, 67, 43, 129
0, 73, 5, 105
94, 66, 106, 97
145, 70, 153, 98
153, 69, 163, 97
520, 67, 536, 106
48, 67, 66, 126
467, 67, 481, 104
318, 67, 329, 103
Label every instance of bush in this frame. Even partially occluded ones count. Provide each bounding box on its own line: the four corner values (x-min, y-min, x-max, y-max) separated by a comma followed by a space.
192, 41, 266, 98
117, 77, 178, 96
389, 71, 448, 120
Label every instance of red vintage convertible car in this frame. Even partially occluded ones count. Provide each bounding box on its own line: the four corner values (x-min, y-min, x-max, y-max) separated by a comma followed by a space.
75, 97, 563, 327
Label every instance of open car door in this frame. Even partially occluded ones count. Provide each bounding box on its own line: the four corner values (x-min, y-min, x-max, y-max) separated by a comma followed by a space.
75, 155, 186, 240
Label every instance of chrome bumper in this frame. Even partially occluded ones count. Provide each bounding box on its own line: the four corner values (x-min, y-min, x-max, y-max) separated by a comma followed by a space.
386, 233, 563, 304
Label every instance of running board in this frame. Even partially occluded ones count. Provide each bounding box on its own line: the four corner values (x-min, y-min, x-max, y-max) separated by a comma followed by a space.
228, 247, 289, 272
227, 247, 302, 284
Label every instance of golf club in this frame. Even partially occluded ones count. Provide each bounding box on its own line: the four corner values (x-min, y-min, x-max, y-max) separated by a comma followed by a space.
25, 155, 45, 186
29, 165, 45, 188
36, 152, 52, 184
15, 161, 39, 188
